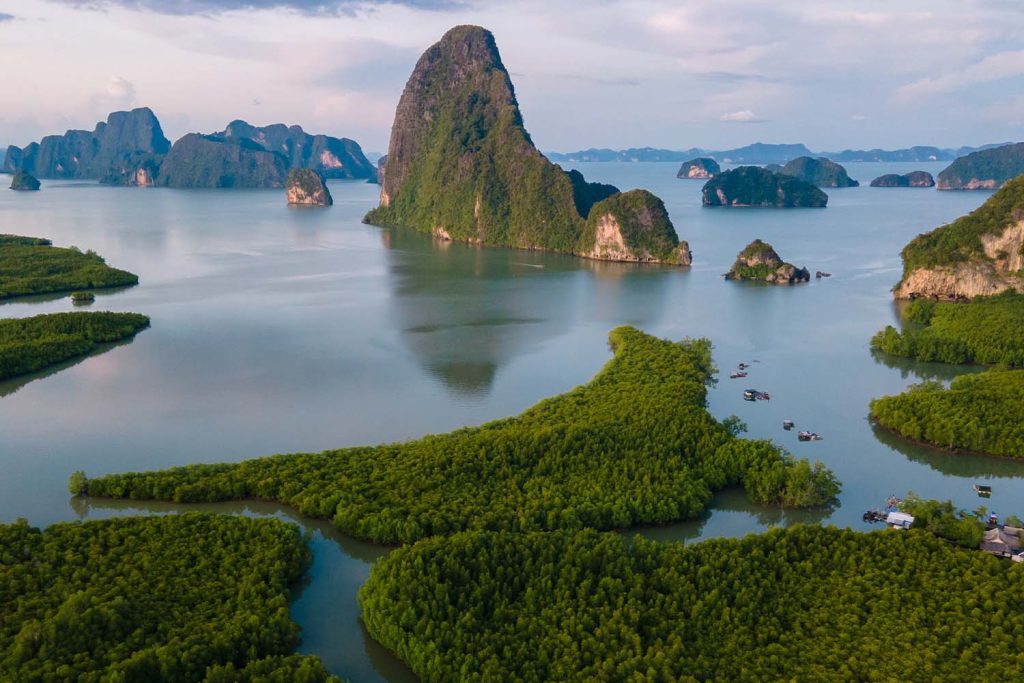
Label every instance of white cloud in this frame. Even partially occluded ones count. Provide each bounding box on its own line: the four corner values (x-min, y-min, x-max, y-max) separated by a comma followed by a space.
719, 109, 763, 123
898, 50, 1024, 99
850, 114, 868, 121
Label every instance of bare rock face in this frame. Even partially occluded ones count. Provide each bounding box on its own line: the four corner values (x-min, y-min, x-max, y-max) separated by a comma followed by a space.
725, 239, 810, 284
895, 176, 1024, 299
286, 168, 333, 206
677, 157, 720, 179
580, 190, 691, 265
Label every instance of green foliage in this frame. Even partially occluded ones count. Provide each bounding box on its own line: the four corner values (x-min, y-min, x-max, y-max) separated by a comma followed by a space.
71, 291, 95, 303
701, 166, 828, 207
580, 189, 686, 262
0, 312, 149, 381
0, 514, 340, 682
870, 369, 1024, 458
0, 235, 138, 300
780, 156, 859, 187
937, 142, 1024, 190
68, 471, 88, 496
360, 525, 1024, 682
900, 174, 1024, 274
364, 26, 593, 253
157, 134, 289, 189
899, 493, 986, 548
564, 168, 618, 219
870, 292, 1024, 365
83, 327, 838, 544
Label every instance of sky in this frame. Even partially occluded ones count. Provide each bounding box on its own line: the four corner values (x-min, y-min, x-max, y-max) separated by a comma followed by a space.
0, 0, 1022, 154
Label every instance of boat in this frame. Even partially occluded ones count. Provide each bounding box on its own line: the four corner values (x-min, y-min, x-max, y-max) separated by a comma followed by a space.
743, 389, 758, 401
782, 420, 794, 430
974, 484, 992, 497
798, 431, 822, 441
738, 363, 750, 370
729, 371, 748, 379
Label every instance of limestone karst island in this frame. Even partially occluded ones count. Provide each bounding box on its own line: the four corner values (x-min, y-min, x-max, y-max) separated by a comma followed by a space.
2, 6, 1024, 683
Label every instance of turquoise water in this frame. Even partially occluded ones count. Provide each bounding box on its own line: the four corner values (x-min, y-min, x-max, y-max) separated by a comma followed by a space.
2, 162, 1021, 681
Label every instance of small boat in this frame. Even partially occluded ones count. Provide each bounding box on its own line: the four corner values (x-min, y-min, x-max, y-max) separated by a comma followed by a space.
729, 371, 748, 379
743, 389, 757, 401
798, 431, 822, 441
782, 420, 794, 430
738, 363, 750, 370
815, 271, 832, 279
974, 484, 992, 497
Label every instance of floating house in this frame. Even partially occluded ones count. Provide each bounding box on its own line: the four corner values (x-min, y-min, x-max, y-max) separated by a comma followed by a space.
886, 512, 915, 530
981, 527, 1022, 557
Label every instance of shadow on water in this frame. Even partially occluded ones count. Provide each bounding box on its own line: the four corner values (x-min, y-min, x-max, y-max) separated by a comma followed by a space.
869, 348, 983, 383
381, 226, 678, 397
870, 423, 1024, 479
0, 284, 138, 309
0, 336, 140, 398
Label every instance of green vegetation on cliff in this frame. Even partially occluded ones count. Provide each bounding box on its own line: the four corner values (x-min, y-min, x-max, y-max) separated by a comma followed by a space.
360, 526, 1024, 682
581, 190, 690, 264
156, 134, 288, 189
81, 327, 838, 544
0, 312, 150, 381
0, 235, 139, 300
780, 156, 859, 188
870, 370, 1024, 458
871, 292, 1024, 366
701, 166, 828, 207
0, 514, 339, 682
900, 175, 1024, 275
937, 142, 1024, 189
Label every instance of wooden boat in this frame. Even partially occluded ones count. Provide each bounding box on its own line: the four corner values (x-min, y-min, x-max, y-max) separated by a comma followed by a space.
782, 420, 794, 430
798, 431, 822, 441
974, 484, 992, 497
729, 371, 748, 379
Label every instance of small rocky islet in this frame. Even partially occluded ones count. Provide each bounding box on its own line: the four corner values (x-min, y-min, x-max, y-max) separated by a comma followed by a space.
779, 156, 859, 188
285, 168, 333, 206
870, 171, 935, 188
9, 169, 40, 191
676, 157, 720, 179
725, 239, 810, 284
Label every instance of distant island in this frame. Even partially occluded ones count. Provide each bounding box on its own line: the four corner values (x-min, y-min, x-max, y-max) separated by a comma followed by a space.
0, 234, 138, 300
725, 239, 810, 283
9, 170, 39, 191
0, 311, 149, 381
780, 156, 858, 188
4, 110, 375, 188
702, 166, 828, 207
363, 26, 689, 265
286, 168, 332, 206
936, 142, 1024, 190
870, 171, 935, 188
548, 143, 1009, 165
894, 175, 1024, 300
677, 157, 719, 179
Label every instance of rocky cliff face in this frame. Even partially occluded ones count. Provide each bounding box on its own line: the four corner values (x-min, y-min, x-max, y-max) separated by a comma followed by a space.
286, 168, 333, 206
156, 134, 289, 188
223, 120, 375, 180
702, 166, 828, 207
580, 190, 690, 265
364, 25, 685, 261
725, 239, 809, 284
9, 170, 40, 191
781, 156, 858, 187
871, 171, 935, 188
3, 108, 170, 181
937, 142, 1024, 190
895, 175, 1024, 299
677, 158, 719, 179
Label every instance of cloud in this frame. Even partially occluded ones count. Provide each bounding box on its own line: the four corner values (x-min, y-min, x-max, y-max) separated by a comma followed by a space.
89, 76, 136, 111
850, 114, 868, 121
719, 109, 765, 123
51, 0, 460, 15
897, 50, 1024, 98
0, 12, 15, 21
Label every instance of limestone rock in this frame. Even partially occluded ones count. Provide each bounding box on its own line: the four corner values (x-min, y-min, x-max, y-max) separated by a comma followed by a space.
677, 158, 720, 179
725, 239, 810, 284
9, 170, 40, 191
286, 168, 333, 206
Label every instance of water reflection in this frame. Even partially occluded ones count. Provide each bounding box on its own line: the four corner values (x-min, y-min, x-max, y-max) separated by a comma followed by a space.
382, 226, 677, 396
0, 337, 140, 398
871, 423, 1024, 479
869, 349, 982, 383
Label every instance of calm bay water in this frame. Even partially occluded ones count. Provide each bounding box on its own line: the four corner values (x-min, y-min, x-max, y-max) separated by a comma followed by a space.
2, 162, 1022, 681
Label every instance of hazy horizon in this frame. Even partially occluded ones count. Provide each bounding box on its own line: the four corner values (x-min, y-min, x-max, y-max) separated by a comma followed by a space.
1, 0, 1022, 153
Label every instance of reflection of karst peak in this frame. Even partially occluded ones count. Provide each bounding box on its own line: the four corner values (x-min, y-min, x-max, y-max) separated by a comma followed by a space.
381, 226, 674, 396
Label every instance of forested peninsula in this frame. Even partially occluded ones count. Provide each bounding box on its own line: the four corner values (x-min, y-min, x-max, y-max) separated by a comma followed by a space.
360, 525, 1024, 682
0, 514, 339, 682
871, 370, 1024, 458
78, 327, 838, 544
0, 312, 150, 381
0, 235, 138, 300
871, 293, 1024, 366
